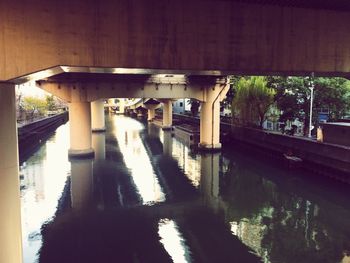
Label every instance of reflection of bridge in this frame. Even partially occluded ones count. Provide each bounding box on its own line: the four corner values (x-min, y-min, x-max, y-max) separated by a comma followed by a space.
1, 1, 350, 261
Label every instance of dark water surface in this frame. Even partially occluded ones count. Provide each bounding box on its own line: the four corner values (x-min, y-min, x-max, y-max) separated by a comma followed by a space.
20, 115, 350, 263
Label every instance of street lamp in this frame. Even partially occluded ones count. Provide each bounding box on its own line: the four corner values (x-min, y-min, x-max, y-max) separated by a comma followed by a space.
308, 72, 315, 138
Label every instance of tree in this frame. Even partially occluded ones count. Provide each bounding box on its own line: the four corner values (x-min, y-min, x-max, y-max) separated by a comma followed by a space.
269, 76, 350, 135
313, 77, 350, 120
23, 96, 47, 119
46, 95, 56, 111
232, 76, 275, 128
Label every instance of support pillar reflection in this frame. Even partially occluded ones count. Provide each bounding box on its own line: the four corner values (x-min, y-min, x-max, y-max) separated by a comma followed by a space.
200, 153, 220, 211
92, 132, 106, 161
70, 159, 94, 210
162, 131, 173, 156
0, 82, 23, 263
91, 99, 106, 132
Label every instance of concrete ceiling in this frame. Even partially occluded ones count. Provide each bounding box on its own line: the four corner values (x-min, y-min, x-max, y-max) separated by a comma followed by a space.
229, 0, 350, 11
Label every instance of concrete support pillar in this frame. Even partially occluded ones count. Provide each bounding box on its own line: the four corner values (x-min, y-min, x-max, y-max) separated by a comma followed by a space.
68, 101, 94, 158
199, 99, 221, 150
70, 159, 94, 210
91, 99, 106, 132
162, 100, 173, 130
108, 98, 114, 113
0, 82, 23, 263
118, 99, 125, 114
137, 109, 144, 118
147, 108, 155, 121
144, 104, 158, 122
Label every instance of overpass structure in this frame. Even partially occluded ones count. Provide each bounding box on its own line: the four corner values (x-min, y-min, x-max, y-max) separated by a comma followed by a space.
1, 0, 350, 262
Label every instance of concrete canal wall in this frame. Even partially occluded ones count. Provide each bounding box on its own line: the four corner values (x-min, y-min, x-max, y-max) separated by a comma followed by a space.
227, 126, 350, 182
164, 113, 350, 181
18, 112, 68, 161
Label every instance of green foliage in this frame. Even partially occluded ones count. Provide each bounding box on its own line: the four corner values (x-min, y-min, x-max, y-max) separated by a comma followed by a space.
23, 96, 47, 116
232, 76, 275, 128
269, 76, 350, 134
46, 95, 56, 111
313, 77, 350, 120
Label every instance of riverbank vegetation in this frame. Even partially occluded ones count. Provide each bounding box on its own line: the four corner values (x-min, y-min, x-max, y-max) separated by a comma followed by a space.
228, 76, 350, 135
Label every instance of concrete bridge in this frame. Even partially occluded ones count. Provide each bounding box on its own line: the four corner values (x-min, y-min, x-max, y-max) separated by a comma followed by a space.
1, 0, 350, 262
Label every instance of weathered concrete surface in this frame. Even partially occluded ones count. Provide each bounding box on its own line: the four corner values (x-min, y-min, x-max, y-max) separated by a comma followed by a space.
229, 126, 350, 179
1, 0, 350, 81
322, 122, 350, 147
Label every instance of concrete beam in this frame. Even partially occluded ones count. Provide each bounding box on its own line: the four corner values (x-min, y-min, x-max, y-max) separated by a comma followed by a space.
2, 1, 350, 81
38, 76, 228, 102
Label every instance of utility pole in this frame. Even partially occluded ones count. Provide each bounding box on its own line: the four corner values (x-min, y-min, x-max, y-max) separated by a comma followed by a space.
308, 72, 315, 138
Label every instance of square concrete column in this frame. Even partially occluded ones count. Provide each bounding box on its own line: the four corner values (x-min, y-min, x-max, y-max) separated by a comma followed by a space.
68, 101, 94, 158
147, 108, 155, 121
144, 104, 158, 122
162, 100, 173, 130
199, 99, 221, 150
0, 82, 23, 263
91, 99, 106, 132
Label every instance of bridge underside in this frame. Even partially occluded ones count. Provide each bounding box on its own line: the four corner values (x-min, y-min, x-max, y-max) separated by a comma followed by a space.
2, 0, 350, 82
2, 1, 350, 262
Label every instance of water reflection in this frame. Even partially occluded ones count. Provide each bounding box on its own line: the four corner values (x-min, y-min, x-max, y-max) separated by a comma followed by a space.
20, 124, 70, 263
92, 132, 106, 161
19, 115, 350, 263
164, 129, 201, 188
70, 159, 94, 210
204, 150, 350, 263
158, 218, 192, 263
111, 116, 165, 205
162, 131, 173, 156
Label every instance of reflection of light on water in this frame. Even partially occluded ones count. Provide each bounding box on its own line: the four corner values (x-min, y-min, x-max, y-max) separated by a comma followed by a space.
229, 216, 271, 263
20, 123, 71, 263
113, 116, 165, 205
342, 254, 350, 263
230, 221, 238, 235
158, 218, 192, 263
161, 128, 200, 188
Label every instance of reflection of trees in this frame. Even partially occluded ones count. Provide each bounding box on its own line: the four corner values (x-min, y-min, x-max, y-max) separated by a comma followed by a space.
219, 157, 350, 263
221, 161, 274, 220
263, 195, 350, 263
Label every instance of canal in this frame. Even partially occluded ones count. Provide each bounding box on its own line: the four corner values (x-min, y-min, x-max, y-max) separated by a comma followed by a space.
20, 115, 350, 263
